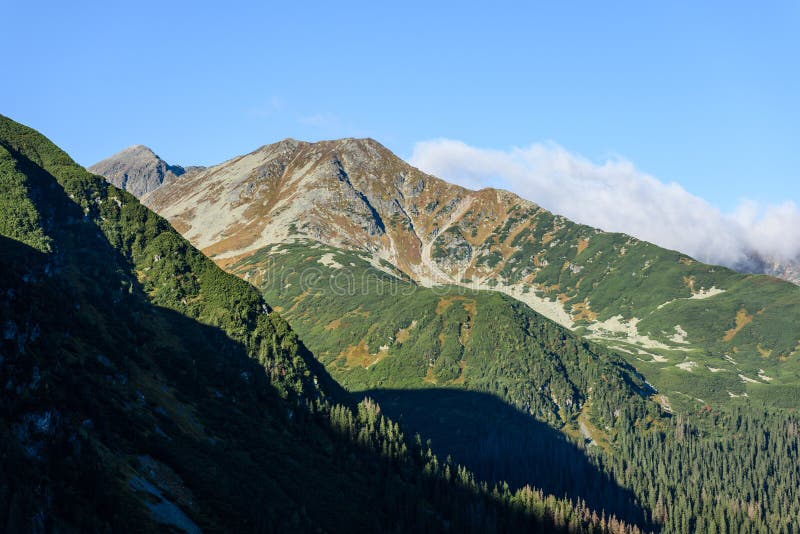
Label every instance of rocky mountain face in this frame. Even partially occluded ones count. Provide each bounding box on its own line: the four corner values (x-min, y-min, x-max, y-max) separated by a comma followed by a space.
90, 142, 800, 288
742, 254, 800, 286
3, 116, 799, 533
4, 116, 625, 533
88, 145, 201, 197
96, 137, 800, 410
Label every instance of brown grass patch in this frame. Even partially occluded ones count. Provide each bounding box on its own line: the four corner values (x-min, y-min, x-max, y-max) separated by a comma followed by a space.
462, 299, 477, 318
395, 320, 417, 343
576, 238, 589, 255
214, 250, 259, 270
683, 276, 695, 292
723, 308, 753, 342
571, 300, 598, 322
286, 289, 313, 314
202, 218, 266, 259
324, 318, 343, 331
499, 221, 529, 249
757, 344, 772, 358
538, 284, 560, 295
170, 218, 192, 235
341, 340, 388, 368
436, 296, 476, 315
423, 366, 438, 384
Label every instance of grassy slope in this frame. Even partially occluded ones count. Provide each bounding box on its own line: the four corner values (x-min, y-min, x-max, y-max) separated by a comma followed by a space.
231, 241, 655, 431
231, 240, 800, 533
232, 240, 663, 526
464, 203, 800, 408
0, 115, 610, 533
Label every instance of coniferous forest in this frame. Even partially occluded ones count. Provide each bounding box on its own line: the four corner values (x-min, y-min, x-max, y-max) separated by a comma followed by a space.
1, 111, 799, 533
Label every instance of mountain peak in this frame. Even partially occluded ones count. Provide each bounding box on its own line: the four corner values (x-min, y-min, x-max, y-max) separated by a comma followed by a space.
254, 137, 305, 155
123, 143, 156, 153
89, 145, 188, 197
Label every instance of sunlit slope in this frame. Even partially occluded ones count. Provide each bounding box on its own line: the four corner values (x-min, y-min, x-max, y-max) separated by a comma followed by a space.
127, 137, 799, 409
232, 239, 800, 410
1, 115, 610, 532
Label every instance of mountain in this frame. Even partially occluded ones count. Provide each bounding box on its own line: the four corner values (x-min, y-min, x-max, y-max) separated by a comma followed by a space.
91, 139, 800, 289
742, 253, 800, 286
87, 145, 202, 197
11, 121, 799, 532
0, 115, 637, 532
101, 137, 800, 411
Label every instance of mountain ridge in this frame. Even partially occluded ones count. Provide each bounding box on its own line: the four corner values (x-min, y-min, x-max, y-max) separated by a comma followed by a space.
92, 136, 800, 410
6, 116, 800, 532
93, 138, 800, 286
2, 114, 628, 532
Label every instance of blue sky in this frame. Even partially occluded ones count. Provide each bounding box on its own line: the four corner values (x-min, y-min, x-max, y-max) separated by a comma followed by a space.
2, 1, 797, 213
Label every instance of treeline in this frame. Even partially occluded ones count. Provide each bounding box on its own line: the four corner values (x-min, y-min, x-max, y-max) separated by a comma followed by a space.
595, 405, 800, 533
318, 397, 646, 533
0, 114, 641, 532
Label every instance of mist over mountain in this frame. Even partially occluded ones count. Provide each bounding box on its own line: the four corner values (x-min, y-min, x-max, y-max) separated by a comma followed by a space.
410, 139, 800, 285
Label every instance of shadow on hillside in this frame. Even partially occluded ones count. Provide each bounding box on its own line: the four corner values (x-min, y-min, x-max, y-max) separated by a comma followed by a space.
359, 387, 654, 529
0, 140, 649, 531
3, 231, 592, 532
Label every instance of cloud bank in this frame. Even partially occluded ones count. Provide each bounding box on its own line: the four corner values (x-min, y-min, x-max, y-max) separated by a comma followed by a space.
410, 139, 800, 270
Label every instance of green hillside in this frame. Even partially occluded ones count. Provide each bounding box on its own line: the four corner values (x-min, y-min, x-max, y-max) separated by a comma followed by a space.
6, 112, 800, 533
232, 239, 800, 533
463, 204, 800, 408
231, 240, 652, 426
0, 115, 627, 532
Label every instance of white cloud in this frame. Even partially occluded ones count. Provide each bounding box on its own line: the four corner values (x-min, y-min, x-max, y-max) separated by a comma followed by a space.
409, 139, 800, 269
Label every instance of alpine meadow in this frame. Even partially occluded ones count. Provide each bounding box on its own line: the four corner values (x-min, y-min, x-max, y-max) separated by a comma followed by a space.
2, 3, 799, 532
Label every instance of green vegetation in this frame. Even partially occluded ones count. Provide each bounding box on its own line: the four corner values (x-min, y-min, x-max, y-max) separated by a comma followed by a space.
233, 239, 800, 533
464, 203, 800, 409
0, 115, 640, 532
231, 241, 651, 429
0, 144, 51, 252
6, 113, 800, 533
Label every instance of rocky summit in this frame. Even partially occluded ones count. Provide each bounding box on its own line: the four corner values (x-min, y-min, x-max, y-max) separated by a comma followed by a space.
91, 138, 800, 405
88, 144, 200, 197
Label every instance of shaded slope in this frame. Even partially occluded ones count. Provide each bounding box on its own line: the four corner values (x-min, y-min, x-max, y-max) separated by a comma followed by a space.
361, 388, 647, 526
1, 115, 643, 532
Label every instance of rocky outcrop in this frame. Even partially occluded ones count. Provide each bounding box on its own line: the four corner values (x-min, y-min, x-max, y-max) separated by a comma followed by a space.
89, 145, 197, 197
739, 253, 800, 286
